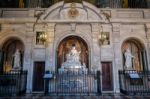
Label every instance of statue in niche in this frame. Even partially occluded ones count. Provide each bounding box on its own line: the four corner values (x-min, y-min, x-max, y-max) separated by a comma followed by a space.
124, 48, 134, 70
68, 44, 81, 63
59, 44, 87, 73
13, 49, 21, 70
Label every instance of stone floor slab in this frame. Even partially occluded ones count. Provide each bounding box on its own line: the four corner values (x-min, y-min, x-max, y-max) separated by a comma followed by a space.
1, 94, 150, 99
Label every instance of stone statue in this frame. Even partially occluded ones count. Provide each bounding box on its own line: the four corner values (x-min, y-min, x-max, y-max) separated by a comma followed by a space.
124, 48, 134, 70
69, 46, 81, 63
13, 49, 21, 70
59, 44, 87, 73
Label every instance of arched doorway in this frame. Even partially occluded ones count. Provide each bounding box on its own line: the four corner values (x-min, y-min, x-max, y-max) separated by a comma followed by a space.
1, 38, 24, 72
57, 36, 89, 70
122, 38, 147, 71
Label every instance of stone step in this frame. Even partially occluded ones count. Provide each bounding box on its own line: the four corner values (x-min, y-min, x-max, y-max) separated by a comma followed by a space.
1, 94, 150, 99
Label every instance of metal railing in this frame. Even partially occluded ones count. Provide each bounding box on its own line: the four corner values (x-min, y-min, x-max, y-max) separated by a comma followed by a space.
119, 70, 150, 95
0, 70, 28, 96
44, 71, 101, 95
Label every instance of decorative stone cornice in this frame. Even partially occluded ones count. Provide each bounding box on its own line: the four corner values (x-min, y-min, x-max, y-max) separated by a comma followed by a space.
0, 18, 150, 24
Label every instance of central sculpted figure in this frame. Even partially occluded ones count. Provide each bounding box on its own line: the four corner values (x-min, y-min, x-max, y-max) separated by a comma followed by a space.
66, 45, 81, 63
60, 44, 82, 70
59, 44, 87, 73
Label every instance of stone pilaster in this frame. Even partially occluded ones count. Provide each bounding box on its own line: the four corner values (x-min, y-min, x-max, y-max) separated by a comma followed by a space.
24, 23, 34, 93
91, 23, 101, 71
26, 23, 35, 37
45, 23, 56, 71
145, 23, 150, 70
146, 24, 150, 40
112, 23, 121, 93
112, 23, 120, 42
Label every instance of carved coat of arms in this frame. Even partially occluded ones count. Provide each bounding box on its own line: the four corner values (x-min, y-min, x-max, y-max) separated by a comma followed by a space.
68, 3, 79, 18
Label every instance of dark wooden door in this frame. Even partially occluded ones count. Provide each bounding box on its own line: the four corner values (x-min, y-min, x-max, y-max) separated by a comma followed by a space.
0, 51, 4, 73
32, 62, 45, 91
102, 62, 113, 91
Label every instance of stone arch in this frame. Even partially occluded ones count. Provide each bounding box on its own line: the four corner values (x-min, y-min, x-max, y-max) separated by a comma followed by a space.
55, 32, 92, 51
121, 37, 147, 71
40, 1, 107, 21
0, 29, 26, 49
1, 37, 25, 72
56, 35, 89, 70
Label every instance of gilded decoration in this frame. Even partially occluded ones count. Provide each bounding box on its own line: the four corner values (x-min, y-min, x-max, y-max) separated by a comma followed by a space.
68, 3, 79, 18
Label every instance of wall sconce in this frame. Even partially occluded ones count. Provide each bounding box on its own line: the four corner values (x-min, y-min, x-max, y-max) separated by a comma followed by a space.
98, 25, 109, 45
39, 32, 47, 42
36, 32, 48, 45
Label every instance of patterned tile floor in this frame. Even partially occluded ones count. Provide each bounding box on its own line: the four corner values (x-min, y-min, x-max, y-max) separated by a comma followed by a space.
1, 94, 150, 99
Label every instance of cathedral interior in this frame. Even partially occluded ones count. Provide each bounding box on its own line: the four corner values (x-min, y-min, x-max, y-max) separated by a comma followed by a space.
0, 0, 150, 96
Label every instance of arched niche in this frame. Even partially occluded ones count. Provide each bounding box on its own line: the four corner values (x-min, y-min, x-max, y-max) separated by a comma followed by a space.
121, 38, 147, 71
57, 36, 89, 70
1, 38, 24, 72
